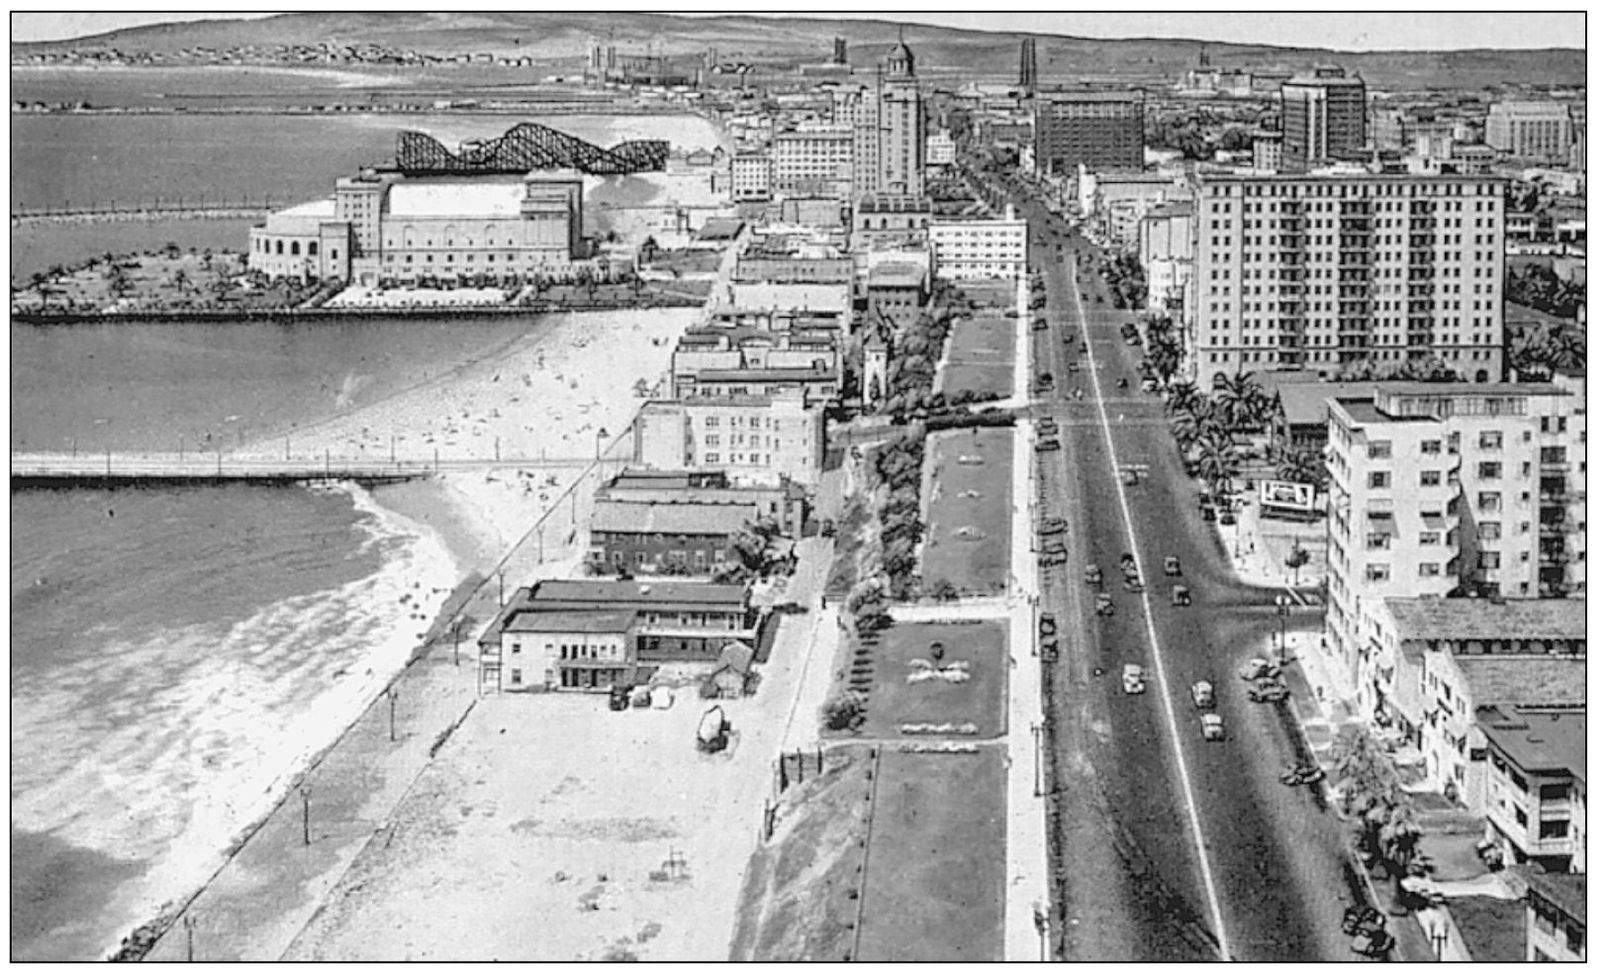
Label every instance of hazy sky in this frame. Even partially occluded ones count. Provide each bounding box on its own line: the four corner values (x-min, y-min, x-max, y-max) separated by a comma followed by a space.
10, 9, 1586, 51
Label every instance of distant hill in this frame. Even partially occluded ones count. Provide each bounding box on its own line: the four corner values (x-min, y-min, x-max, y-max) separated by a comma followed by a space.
13, 12, 1586, 90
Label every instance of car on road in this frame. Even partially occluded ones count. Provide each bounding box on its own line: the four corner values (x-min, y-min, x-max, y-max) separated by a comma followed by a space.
1240, 657, 1279, 681
1163, 555, 1182, 576
1039, 613, 1058, 638
1171, 584, 1191, 606
1199, 713, 1226, 741
1219, 507, 1238, 525
1094, 592, 1115, 616
1191, 680, 1216, 709
1062, 331, 1076, 344
1124, 574, 1144, 593
1084, 564, 1103, 584
1034, 437, 1061, 452
1033, 317, 1048, 331
1040, 540, 1068, 557
1350, 929, 1395, 959
1200, 504, 1217, 522
1121, 664, 1146, 694
1036, 372, 1054, 392
1036, 416, 1058, 434
1038, 516, 1067, 535
1039, 549, 1068, 567
1248, 679, 1291, 703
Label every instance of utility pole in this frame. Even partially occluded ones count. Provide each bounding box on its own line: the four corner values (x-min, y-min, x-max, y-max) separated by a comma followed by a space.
1276, 594, 1290, 667
388, 688, 397, 742
300, 785, 312, 846
183, 913, 196, 962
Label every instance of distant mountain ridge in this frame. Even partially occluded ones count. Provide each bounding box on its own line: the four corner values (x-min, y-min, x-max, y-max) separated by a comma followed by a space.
13, 12, 1585, 89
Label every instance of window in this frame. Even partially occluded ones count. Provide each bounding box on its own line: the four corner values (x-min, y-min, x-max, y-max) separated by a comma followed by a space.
511, 642, 521, 655
1365, 564, 1391, 582
1367, 441, 1393, 459
1478, 461, 1502, 480
1477, 551, 1501, 569
1420, 531, 1440, 545
1478, 431, 1503, 450
1478, 522, 1502, 541
1368, 471, 1391, 489
510, 669, 522, 685
1419, 563, 1440, 577
1477, 492, 1501, 512
1514, 806, 1528, 827
1420, 470, 1442, 487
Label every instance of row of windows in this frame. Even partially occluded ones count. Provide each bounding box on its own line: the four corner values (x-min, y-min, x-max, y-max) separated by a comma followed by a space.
1201, 350, 1494, 368
704, 452, 774, 465
1210, 198, 1499, 213
1206, 181, 1500, 198
256, 238, 320, 257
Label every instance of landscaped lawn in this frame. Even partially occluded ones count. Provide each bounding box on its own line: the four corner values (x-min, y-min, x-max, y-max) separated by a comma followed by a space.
920, 427, 1014, 595
938, 313, 1015, 399
855, 748, 1008, 962
856, 619, 1007, 741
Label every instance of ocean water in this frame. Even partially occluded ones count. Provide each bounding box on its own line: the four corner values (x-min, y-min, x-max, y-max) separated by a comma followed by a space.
7, 316, 551, 959
9, 482, 460, 961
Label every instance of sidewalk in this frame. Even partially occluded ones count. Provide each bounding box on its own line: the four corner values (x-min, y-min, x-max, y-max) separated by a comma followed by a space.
1213, 491, 1326, 601
1002, 416, 1049, 961
1274, 629, 1438, 963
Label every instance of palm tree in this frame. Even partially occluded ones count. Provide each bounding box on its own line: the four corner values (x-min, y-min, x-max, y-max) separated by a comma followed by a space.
1195, 430, 1240, 498
171, 268, 191, 295
1165, 380, 1205, 418
1213, 372, 1271, 432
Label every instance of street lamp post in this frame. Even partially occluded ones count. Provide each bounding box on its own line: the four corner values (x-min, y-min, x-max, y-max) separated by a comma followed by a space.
1276, 594, 1290, 667
1031, 723, 1043, 797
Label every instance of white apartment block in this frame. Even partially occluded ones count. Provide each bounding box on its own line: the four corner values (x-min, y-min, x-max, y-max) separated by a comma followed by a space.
732, 153, 773, 202
1189, 173, 1506, 388
929, 205, 1028, 280
632, 390, 825, 488
771, 124, 853, 196
1486, 101, 1574, 164
1325, 382, 1587, 705
926, 128, 956, 169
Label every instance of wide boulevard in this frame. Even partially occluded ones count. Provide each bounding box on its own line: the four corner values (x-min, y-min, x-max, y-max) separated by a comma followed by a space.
983, 166, 1361, 961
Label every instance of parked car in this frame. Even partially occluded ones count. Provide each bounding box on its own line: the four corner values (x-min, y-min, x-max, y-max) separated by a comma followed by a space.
1191, 680, 1216, 709
1201, 504, 1217, 522
1171, 584, 1191, 606
1039, 549, 1068, 567
1033, 317, 1048, 331
1040, 541, 1069, 557
1034, 437, 1061, 452
1163, 555, 1182, 576
1240, 657, 1279, 681
1095, 592, 1115, 616
1124, 574, 1145, 593
1350, 929, 1395, 959
1248, 679, 1291, 703
1219, 508, 1238, 526
1039, 614, 1058, 638
1199, 713, 1225, 741
1036, 417, 1058, 434
1122, 664, 1146, 694
1036, 372, 1054, 392
1084, 564, 1103, 585
1038, 516, 1067, 536
608, 684, 633, 711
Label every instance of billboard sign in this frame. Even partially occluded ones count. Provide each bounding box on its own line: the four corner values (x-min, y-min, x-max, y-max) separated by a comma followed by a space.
1258, 479, 1316, 514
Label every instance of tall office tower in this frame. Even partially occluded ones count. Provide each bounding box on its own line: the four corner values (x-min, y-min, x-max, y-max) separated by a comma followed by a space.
1485, 101, 1574, 164
1019, 37, 1038, 92
1033, 89, 1145, 177
1281, 68, 1368, 168
1187, 172, 1506, 388
1324, 378, 1587, 702
878, 40, 925, 196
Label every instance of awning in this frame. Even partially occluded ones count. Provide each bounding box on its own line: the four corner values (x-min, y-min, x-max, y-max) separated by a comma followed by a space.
1368, 512, 1399, 537
1421, 512, 1446, 530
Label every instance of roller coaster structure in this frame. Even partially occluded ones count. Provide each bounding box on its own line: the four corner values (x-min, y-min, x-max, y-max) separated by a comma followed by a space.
395, 123, 669, 176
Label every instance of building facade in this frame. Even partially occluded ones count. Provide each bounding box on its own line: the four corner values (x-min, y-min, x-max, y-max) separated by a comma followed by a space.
633, 391, 826, 487
494, 610, 637, 692
1486, 101, 1574, 164
851, 193, 932, 250
1325, 382, 1589, 707
732, 152, 773, 201
1034, 90, 1146, 176
929, 206, 1029, 280
772, 124, 854, 196
1518, 868, 1587, 960
1476, 705, 1586, 874
1188, 173, 1507, 387
587, 500, 753, 575
1280, 69, 1367, 168
596, 468, 808, 537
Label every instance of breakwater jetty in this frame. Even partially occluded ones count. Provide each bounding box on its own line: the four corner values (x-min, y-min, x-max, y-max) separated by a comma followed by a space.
10, 452, 602, 486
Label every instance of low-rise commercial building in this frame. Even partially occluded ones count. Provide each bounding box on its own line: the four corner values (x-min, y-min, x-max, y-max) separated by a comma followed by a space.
478, 580, 757, 690
1475, 705, 1586, 874
851, 193, 932, 250
771, 123, 853, 196
596, 468, 808, 537
587, 500, 754, 576
674, 364, 842, 408
865, 260, 929, 331
929, 205, 1028, 280
1516, 867, 1587, 959
1486, 101, 1574, 164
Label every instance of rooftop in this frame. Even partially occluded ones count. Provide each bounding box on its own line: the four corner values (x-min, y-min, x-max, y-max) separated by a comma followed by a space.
1277, 380, 1391, 426
1514, 866, 1587, 924
694, 366, 838, 383
387, 179, 528, 218
697, 217, 745, 241
1383, 597, 1586, 643
590, 499, 754, 536
1475, 705, 1586, 780
1039, 88, 1144, 102
1459, 656, 1587, 709
530, 579, 750, 608
867, 262, 929, 286
276, 197, 338, 220
1442, 895, 1526, 964
505, 609, 636, 635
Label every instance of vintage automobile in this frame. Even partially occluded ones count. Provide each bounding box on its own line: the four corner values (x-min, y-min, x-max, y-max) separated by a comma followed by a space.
1171, 584, 1191, 606
1163, 555, 1182, 576
1039, 614, 1058, 638
1121, 664, 1146, 695
1191, 680, 1216, 709
1095, 592, 1115, 616
1038, 516, 1068, 536
1084, 564, 1103, 585
1199, 713, 1226, 741
1248, 679, 1292, 704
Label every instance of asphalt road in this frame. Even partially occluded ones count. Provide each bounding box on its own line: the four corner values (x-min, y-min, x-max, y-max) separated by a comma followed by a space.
994, 172, 1364, 962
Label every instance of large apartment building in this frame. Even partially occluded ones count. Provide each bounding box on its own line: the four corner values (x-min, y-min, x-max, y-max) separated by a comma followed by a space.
1485, 101, 1574, 164
1033, 89, 1145, 176
1324, 381, 1588, 700
632, 390, 826, 487
929, 205, 1029, 280
1188, 173, 1506, 387
1281, 68, 1367, 168
771, 124, 854, 196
